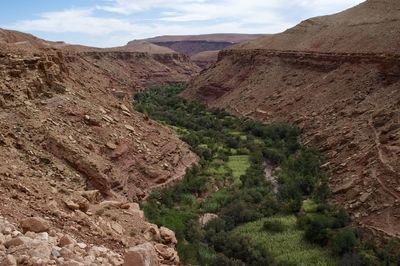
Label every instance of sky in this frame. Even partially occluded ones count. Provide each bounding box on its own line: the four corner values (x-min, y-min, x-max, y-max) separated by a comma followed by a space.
0, 0, 365, 48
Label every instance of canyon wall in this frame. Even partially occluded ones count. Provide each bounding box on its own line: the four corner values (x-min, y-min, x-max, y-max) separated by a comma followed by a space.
0, 30, 199, 264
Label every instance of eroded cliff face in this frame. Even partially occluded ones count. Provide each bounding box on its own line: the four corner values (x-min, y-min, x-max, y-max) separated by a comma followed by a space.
0, 35, 198, 263
79, 51, 200, 90
183, 48, 400, 239
150, 41, 233, 56
144, 34, 264, 68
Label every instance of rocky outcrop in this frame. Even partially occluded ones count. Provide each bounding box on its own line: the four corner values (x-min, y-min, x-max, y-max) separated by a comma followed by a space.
0, 31, 199, 262
78, 51, 200, 89
124, 243, 158, 266
0, 216, 180, 265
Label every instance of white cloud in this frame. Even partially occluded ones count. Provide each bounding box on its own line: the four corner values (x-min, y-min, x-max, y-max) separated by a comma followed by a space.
97, 0, 208, 15
6, 0, 366, 47
10, 9, 138, 35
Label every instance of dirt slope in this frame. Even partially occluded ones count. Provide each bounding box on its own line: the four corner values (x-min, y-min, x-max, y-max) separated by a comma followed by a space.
184, 0, 400, 239
0, 29, 199, 264
236, 0, 400, 54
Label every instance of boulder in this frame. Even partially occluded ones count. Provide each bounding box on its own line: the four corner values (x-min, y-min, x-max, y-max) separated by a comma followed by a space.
0, 255, 17, 266
64, 195, 90, 213
27, 241, 52, 260
360, 192, 372, 203
111, 222, 124, 235
159, 227, 177, 246
120, 104, 130, 113
154, 244, 174, 260
124, 125, 136, 132
106, 142, 118, 150
144, 226, 161, 242
78, 190, 101, 204
64, 200, 80, 211
123, 243, 159, 266
20, 217, 50, 233
332, 179, 355, 194
59, 235, 76, 247
4, 237, 29, 248
199, 213, 218, 227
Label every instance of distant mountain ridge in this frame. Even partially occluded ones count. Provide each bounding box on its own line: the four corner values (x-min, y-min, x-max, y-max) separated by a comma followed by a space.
143, 33, 265, 67
144, 33, 264, 43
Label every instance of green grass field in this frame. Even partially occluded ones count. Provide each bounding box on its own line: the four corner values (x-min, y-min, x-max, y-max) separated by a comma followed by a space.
227, 155, 250, 184
235, 216, 337, 266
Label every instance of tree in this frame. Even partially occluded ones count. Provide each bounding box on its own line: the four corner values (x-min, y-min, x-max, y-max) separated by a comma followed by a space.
332, 227, 359, 255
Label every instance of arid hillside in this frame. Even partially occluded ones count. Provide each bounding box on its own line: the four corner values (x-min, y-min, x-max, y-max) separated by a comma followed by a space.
235, 0, 400, 53
144, 34, 264, 67
117, 40, 177, 54
0, 29, 199, 264
183, 0, 400, 239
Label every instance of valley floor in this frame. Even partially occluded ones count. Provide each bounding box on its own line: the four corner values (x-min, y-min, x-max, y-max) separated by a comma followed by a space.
134, 85, 396, 266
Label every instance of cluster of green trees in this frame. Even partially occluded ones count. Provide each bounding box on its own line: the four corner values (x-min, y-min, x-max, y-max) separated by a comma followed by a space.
135, 85, 400, 265
297, 203, 400, 265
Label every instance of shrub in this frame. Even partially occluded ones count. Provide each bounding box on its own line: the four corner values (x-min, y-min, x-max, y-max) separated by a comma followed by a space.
380, 239, 400, 264
221, 200, 262, 225
332, 227, 359, 255
334, 208, 351, 228
303, 215, 333, 245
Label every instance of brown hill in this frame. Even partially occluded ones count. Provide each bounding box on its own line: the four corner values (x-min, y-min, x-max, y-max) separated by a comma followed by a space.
235, 0, 400, 53
144, 34, 264, 67
0, 29, 199, 263
184, 0, 400, 239
0, 28, 66, 51
145, 34, 264, 43
117, 40, 177, 54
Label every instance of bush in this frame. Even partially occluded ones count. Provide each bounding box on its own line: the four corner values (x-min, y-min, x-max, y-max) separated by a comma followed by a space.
380, 239, 400, 265
262, 220, 286, 233
303, 215, 333, 245
332, 227, 359, 255
209, 233, 275, 266
334, 208, 351, 228
221, 200, 262, 225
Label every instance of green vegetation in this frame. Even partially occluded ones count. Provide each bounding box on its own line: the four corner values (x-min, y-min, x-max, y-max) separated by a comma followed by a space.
135, 85, 396, 266
236, 216, 336, 265
227, 155, 250, 184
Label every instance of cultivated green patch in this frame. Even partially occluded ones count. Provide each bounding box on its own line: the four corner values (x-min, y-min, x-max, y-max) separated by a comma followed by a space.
235, 216, 336, 266
227, 155, 250, 185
